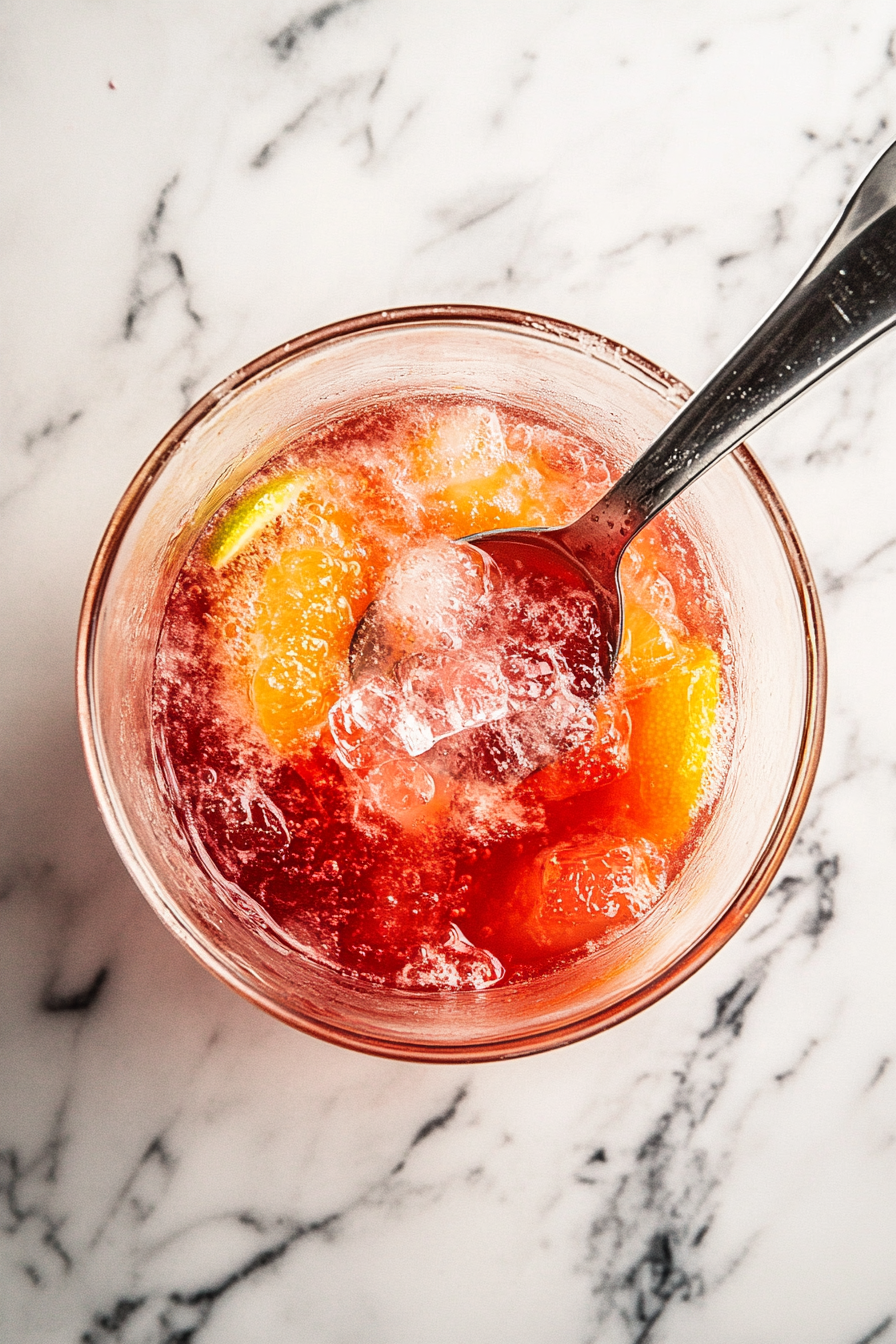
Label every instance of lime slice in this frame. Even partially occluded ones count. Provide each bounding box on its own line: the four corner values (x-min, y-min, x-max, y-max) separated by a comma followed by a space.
206, 474, 309, 569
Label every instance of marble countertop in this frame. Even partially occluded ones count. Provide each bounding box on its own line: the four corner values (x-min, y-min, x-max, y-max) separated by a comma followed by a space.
3, 3, 896, 1340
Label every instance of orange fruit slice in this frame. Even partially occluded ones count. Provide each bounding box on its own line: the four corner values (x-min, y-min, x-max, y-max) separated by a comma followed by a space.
434, 459, 559, 535
249, 547, 366, 754
617, 602, 681, 693
623, 639, 721, 845
405, 405, 576, 536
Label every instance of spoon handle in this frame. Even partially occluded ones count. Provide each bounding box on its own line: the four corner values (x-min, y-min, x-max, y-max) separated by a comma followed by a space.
580, 139, 896, 556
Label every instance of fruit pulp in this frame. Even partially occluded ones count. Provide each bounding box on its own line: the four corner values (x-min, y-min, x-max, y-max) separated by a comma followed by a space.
153, 398, 731, 990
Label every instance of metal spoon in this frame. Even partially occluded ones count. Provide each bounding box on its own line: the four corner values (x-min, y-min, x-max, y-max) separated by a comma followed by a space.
352, 139, 896, 688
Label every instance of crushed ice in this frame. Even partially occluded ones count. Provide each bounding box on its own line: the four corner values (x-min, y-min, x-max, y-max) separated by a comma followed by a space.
329, 538, 604, 810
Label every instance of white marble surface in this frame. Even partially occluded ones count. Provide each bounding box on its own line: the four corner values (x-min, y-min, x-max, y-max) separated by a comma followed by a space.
3, 2, 896, 1340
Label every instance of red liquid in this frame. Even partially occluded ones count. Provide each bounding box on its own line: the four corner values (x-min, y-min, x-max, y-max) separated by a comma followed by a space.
153, 398, 730, 989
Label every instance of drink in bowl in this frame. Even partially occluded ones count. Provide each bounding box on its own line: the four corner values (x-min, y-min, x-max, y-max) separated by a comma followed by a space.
78, 307, 824, 1061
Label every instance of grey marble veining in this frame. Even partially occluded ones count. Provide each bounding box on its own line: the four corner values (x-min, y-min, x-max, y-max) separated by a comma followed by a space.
3, 2, 896, 1341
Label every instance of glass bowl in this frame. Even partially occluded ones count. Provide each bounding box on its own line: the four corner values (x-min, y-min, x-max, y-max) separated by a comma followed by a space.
77, 306, 825, 1062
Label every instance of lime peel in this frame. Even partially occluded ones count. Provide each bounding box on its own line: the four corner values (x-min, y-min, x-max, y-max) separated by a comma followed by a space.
206, 475, 309, 569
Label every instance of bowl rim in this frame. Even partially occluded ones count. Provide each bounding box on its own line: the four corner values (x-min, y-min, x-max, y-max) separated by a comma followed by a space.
76, 304, 826, 1063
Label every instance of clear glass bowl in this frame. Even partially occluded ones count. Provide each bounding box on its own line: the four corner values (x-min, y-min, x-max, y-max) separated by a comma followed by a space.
77, 306, 825, 1062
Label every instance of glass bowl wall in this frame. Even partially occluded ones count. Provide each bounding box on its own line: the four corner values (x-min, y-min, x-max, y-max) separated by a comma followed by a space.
77, 307, 825, 1062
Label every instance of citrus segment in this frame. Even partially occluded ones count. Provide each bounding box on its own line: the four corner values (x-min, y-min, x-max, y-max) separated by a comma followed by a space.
624, 640, 721, 844
206, 473, 311, 569
434, 460, 559, 535
249, 547, 365, 753
405, 406, 576, 536
618, 602, 681, 692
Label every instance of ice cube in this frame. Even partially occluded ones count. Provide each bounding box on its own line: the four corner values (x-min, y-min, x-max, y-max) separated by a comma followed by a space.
412, 406, 508, 487
328, 676, 396, 769
541, 837, 665, 919
376, 537, 495, 656
328, 676, 432, 769
445, 655, 510, 727
621, 543, 685, 635
494, 691, 597, 779
426, 687, 595, 785
503, 648, 565, 711
396, 650, 510, 742
451, 777, 539, 843
528, 691, 631, 801
335, 526, 610, 801
365, 757, 436, 812
397, 922, 505, 989
509, 421, 612, 494
198, 780, 291, 856
528, 835, 666, 951
525, 589, 607, 703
